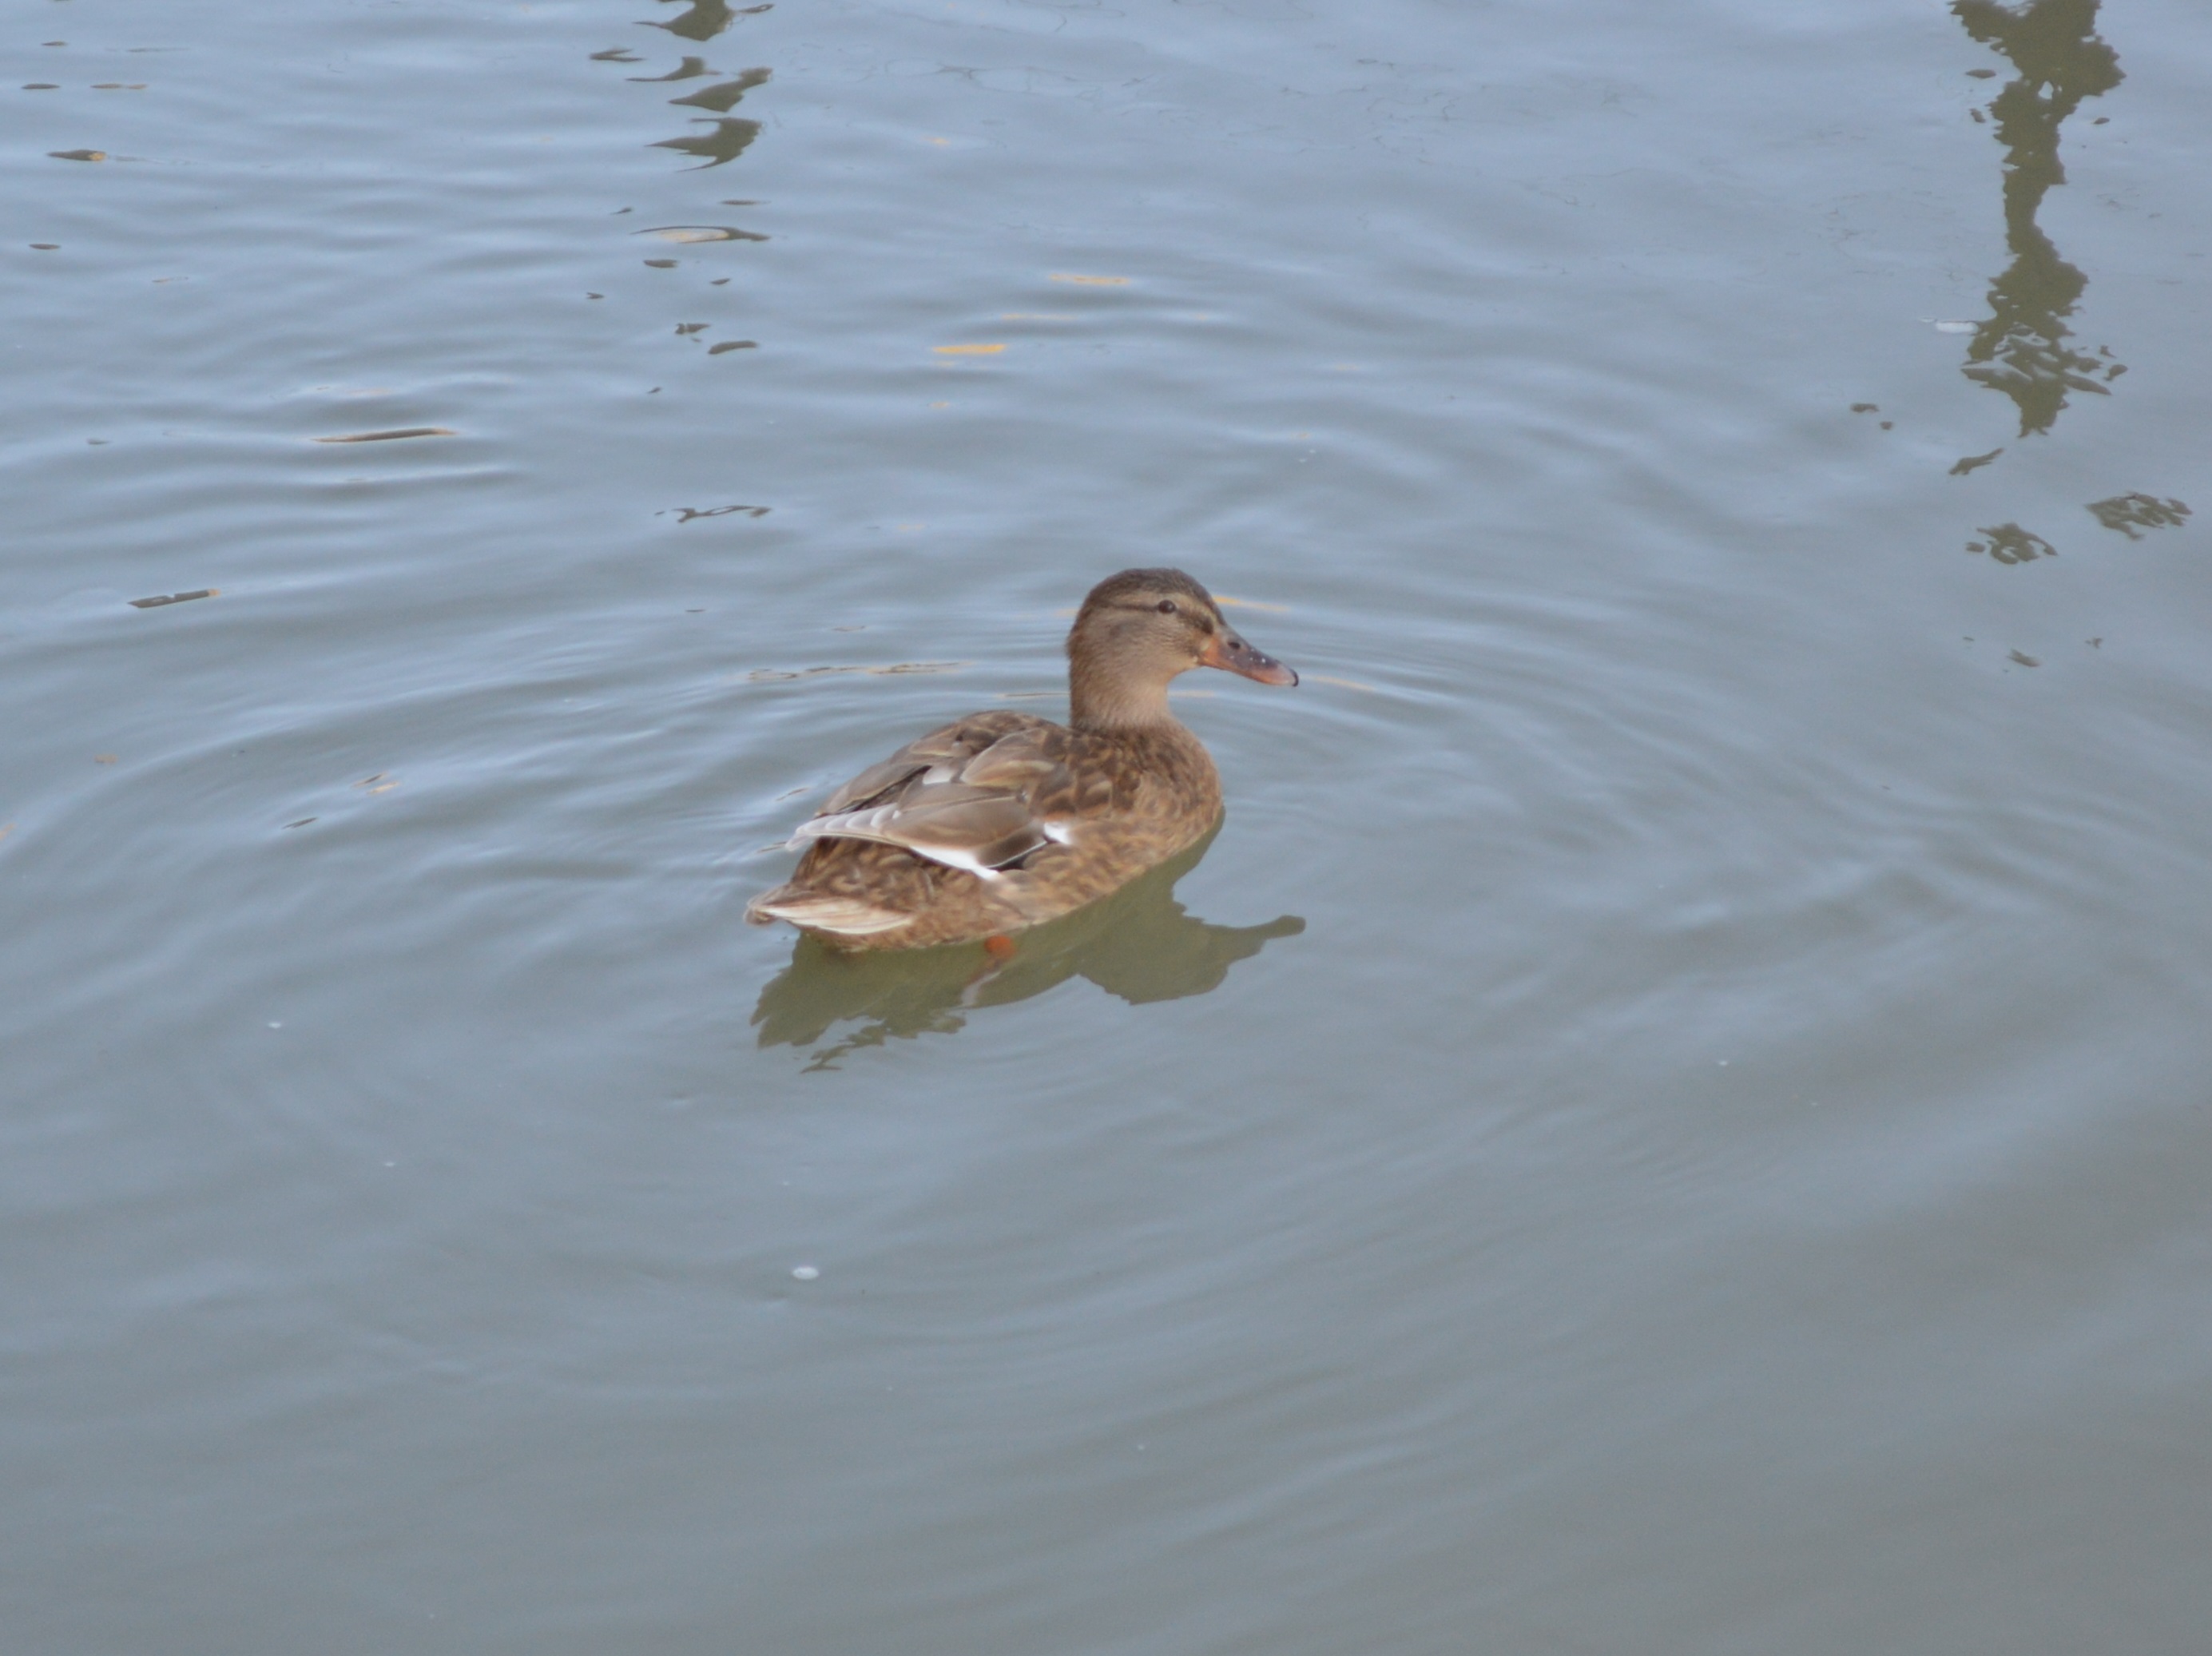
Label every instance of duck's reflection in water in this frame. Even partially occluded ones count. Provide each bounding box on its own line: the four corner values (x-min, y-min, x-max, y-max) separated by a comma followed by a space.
750, 830, 1303, 1069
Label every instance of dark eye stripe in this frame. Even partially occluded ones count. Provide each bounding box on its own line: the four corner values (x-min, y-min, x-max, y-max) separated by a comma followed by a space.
1110, 597, 1216, 622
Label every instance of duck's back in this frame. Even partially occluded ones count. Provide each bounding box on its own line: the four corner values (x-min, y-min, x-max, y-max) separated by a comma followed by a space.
745, 708, 1222, 950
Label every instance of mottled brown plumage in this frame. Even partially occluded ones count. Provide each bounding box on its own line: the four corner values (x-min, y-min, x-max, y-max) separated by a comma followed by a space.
745, 568, 1297, 951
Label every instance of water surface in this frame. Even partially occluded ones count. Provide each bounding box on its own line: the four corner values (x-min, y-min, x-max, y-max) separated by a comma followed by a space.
6, 1, 2210, 1651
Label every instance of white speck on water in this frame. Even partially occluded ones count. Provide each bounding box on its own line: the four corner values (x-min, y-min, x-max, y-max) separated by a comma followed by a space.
1717, 1059, 1729, 1066
792, 1265, 820, 1281
268, 1020, 282, 1029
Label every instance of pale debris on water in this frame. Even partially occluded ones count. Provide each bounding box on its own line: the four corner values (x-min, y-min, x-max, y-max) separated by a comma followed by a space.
641, 224, 764, 243
745, 661, 967, 683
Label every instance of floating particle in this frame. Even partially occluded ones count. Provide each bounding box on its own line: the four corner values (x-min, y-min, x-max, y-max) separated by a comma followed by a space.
48, 149, 106, 161
933, 343, 1004, 355
1050, 273, 1130, 285
792, 1265, 820, 1281
284, 817, 316, 828
129, 588, 217, 607
1949, 447, 2004, 476
708, 339, 755, 354
644, 258, 677, 268
2008, 650, 2040, 668
672, 503, 768, 521
312, 427, 454, 443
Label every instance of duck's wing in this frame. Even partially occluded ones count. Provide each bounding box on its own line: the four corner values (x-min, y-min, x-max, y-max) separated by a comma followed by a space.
790, 714, 1078, 876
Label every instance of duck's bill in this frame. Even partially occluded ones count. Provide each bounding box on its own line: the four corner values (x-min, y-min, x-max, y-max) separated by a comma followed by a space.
1201, 629, 1299, 687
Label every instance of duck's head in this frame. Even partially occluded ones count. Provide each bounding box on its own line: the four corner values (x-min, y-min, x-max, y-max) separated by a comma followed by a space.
1066, 567, 1297, 730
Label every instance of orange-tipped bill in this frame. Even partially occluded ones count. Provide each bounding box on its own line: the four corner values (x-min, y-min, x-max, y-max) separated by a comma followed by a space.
1201, 625, 1298, 686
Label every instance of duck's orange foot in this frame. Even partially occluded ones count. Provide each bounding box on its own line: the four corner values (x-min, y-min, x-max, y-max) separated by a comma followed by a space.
983, 934, 1019, 960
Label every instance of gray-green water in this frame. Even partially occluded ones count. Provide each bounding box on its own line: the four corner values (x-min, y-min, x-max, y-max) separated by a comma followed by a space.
6, 1, 2210, 1650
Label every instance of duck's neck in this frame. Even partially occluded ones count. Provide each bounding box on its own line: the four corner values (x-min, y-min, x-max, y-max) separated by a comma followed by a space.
1068, 662, 1183, 734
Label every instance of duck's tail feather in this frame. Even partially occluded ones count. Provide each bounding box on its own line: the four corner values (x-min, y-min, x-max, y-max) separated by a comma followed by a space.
745, 884, 910, 937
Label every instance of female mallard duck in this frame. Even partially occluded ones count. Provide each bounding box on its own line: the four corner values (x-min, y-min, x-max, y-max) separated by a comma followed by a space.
746, 567, 1297, 951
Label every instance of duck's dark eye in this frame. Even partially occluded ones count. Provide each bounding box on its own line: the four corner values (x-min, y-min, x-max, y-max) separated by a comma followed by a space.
1156, 599, 1178, 615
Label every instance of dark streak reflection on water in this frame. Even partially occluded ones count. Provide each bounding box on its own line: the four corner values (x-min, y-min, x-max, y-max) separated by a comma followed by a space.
1953, 0, 2125, 439
653, 117, 760, 169
642, 0, 768, 47
670, 67, 771, 115
1967, 522, 2058, 562
751, 830, 1304, 1070
2087, 491, 2192, 538
629, 55, 712, 82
